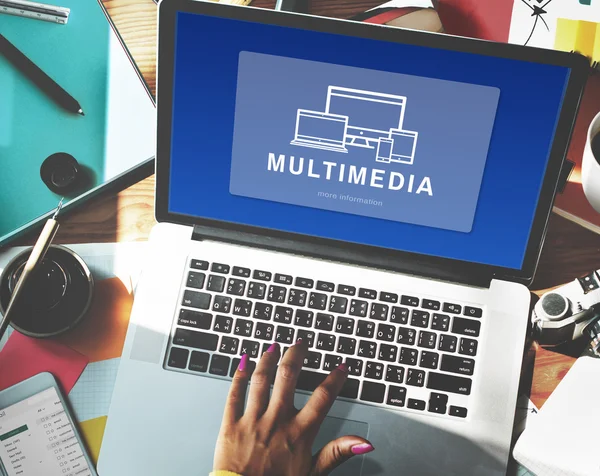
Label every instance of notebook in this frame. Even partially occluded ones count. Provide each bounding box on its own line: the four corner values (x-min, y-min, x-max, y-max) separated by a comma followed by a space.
0, 0, 156, 245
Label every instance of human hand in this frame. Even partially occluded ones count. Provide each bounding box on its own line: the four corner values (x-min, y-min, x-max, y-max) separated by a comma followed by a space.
213, 339, 374, 475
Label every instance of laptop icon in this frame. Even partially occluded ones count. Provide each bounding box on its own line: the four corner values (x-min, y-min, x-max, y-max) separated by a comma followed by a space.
291, 109, 348, 153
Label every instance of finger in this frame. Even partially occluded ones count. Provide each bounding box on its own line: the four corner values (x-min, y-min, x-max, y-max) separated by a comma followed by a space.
222, 353, 252, 424
296, 362, 349, 432
245, 342, 280, 418
268, 338, 307, 412
311, 436, 374, 476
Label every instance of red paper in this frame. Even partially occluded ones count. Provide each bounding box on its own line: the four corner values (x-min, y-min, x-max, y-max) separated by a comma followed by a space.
0, 331, 88, 393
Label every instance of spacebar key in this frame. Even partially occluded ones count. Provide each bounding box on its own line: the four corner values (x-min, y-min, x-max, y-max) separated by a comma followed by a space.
427, 372, 472, 395
173, 328, 218, 351
296, 371, 360, 399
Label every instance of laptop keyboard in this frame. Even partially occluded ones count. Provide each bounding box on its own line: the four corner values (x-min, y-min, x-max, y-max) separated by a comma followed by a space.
164, 258, 483, 420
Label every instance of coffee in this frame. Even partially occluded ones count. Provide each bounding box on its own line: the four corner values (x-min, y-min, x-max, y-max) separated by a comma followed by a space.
592, 132, 600, 165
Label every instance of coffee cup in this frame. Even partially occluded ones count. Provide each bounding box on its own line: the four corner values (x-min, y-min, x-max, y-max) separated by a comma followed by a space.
582, 111, 600, 213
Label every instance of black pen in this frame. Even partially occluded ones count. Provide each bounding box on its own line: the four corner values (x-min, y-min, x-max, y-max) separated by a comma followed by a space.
0, 34, 84, 115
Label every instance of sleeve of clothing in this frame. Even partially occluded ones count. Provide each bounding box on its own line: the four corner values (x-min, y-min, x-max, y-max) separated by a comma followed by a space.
209, 471, 243, 476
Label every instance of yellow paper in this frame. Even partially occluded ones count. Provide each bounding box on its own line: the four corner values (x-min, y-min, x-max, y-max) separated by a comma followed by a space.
78, 416, 108, 467
555, 19, 598, 59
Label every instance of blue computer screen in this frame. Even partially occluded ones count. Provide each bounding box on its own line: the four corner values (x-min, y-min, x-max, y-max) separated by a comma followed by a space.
168, 11, 570, 270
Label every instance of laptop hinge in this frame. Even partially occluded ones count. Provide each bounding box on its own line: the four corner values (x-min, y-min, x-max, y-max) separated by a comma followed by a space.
192, 225, 493, 288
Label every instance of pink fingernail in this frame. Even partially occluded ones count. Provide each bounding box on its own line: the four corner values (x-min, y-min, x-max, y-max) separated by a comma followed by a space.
351, 443, 374, 455
296, 338, 303, 345
267, 342, 279, 353
337, 363, 348, 373
238, 353, 248, 372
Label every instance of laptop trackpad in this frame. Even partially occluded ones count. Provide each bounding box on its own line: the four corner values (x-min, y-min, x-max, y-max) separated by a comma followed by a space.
312, 416, 369, 476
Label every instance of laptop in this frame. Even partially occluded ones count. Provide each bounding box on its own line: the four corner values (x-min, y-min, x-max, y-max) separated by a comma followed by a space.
290, 109, 349, 153
98, 1, 588, 475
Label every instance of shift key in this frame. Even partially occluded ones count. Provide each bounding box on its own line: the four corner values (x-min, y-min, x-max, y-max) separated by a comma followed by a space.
173, 328, 218, 351
427, 372, 471, 395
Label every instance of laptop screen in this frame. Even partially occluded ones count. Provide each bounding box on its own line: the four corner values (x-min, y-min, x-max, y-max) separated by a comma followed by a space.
167, 11, 571, 271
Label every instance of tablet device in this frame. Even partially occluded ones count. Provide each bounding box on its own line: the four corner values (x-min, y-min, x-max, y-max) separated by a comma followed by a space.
0, 372, 97, 476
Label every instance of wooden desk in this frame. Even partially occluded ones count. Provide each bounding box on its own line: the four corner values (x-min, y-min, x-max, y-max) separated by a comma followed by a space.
16, 0, 600, 410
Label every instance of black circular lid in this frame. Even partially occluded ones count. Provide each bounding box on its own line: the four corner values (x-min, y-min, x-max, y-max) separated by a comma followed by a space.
40, 153, 80, 194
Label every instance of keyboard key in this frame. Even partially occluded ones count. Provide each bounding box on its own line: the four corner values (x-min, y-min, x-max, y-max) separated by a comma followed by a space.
438, 334, 457, 353
274, 306, 293, 324
401, 295, 419, 307
297, 329, 315, 348
345, 358, 363, 377
390, 306, 409, 324
452, 317, 481, 337
418, 331, 437, 349
182, 290, 211, 310
406, 368, 425, 387
207, 275, 226, 293
449, 406, 468, 418
247, 282, 267, 299
188, 350, 209, 372
275, 326, 295, 345
411, 310, 430, 328
379, 292, 398, 303
443, 302, 462, 314
229, 358, 256, 378
360, 381, 385, 403
358, 340, 377, 359
370, 303, 389, 321
407, 398, 426, 411
178, 310, 212, 330
232, 266, 251, 278
295, 277, 314, 288
323, 354, 343, 371
349, 299, 368, 317
316, 280, 335, 292
268, 285, 287, 303
234, 319, 253, 337
173, 329, 218, 351
338, 284, 356, 296
213, 295, 232, 313
308, 292, 328, 311
219, 336, 240, 355
233, 299, 252, 317
295, 309, 314, 327
187, 271, 205, 289
296, 371, 359, 399
209, 354, 230, 376
315, 313, 334, 331
167, 347, 189, 369
336, 316, 355, 335
255, 322, 274, 341
365, 361, 384, 380
211, 263, 230, 274
376, 323, 395, 342
253, 270, 272, 281
440, 355, 475, 376
288, 289, 308, 307
316, 333, 336, 351
359, 288, 377, 299
214, 315, 233, 333
329, 296, 348, 314
190, 259, 208, 270
431, 313, 450, 331
303, 351, 322, 369
385, 365, 405, 384
378, 343, 397, 362
419, 351, 439, 369
227, 278, 246, 296
427, 372, 472, 395
396, 327, 416, 345
253, 302, 273, 320
387, 385, 406, 407
399, 347, 418, 366
274, 273, 293, 285
459, 338, 478, 356
356, 320, 375, 338
337, 336, 356, 355
240, 339, 260, 358
464, 306, 482, 318
422, 299, 440, 311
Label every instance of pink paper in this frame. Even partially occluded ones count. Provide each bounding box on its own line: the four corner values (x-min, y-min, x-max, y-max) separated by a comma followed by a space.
0, 331, 88, 393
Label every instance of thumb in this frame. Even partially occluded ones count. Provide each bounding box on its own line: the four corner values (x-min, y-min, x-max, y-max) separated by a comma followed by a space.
311, 435, 374, 476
